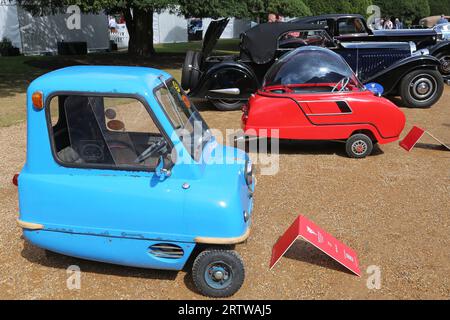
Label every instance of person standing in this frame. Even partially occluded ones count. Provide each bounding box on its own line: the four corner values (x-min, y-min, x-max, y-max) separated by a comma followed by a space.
383, 17, 393, 29
108, 16, 117, 33
268, 13, 277, 23
395, 18, 403, 29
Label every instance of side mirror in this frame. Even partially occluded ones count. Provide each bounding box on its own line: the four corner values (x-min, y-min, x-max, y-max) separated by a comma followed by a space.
155, 155, 172, 179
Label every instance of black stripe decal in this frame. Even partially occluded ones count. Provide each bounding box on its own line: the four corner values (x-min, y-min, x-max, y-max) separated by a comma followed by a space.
336, 101, 352, 113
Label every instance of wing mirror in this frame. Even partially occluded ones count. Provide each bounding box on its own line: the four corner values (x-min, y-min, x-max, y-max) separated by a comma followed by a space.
155, 155, 172, 179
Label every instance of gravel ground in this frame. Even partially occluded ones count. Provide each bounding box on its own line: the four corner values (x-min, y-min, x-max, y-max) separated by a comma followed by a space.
0, 89, 449, 300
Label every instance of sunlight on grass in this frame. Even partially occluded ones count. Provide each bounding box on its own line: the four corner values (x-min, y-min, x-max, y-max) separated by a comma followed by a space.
0, 40, 234, 127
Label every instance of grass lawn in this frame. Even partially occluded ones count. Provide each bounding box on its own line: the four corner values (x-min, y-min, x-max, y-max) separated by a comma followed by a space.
0, 39, 239, 127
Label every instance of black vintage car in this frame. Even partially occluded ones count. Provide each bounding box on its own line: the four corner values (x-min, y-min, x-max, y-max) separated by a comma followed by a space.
182, 19, 444, 110
293, 14, 450, 81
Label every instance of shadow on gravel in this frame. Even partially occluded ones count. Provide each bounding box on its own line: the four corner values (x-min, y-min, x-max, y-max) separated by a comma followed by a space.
284, 240, 355, 276
21, 240, 178, 281
240, 139, 384, 158
387, 96, 408, 108
414, 142, 450, 151
191, 99, 219, 112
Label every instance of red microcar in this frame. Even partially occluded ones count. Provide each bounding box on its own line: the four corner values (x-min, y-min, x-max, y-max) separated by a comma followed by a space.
242, 47, 406, 158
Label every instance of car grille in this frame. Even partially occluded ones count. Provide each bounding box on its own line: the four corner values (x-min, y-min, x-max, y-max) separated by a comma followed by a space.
149, 243, 184, 259
358, 50, 409, 81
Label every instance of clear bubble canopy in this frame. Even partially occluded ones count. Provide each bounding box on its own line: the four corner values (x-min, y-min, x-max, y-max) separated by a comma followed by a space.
263, 47, 364, 90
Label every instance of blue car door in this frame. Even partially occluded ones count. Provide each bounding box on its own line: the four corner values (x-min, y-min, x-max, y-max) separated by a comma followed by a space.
41, 94, 189, 243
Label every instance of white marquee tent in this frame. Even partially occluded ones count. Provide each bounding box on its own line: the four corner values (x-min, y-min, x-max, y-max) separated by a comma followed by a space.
0, 2, 110, 54
1, 3, 251, 55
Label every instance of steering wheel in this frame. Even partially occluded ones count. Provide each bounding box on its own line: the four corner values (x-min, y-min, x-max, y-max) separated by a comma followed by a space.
135, 139, 167, 163
331, 77, 350, 93
80, 143, 104, 162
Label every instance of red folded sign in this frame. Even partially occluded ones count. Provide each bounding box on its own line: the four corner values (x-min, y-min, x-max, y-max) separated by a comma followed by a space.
270, 215, 361, 276
400, 126, 450, 151
399, 126, 425, 151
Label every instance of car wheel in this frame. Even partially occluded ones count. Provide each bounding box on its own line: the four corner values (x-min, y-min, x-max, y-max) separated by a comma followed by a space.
436, 52, 450, 76
399, 69, 444, 108
181, 50, 202, 91
192, 249, 245, 298
211, 99, 244, 111
345, 134, 373, 158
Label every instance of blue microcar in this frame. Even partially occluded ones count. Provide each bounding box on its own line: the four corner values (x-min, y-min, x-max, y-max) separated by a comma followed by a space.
16, 66, 255, 297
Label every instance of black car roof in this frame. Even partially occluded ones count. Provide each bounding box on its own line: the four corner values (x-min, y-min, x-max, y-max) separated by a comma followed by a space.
293, 14, 365, 23
240, 22, 327, 64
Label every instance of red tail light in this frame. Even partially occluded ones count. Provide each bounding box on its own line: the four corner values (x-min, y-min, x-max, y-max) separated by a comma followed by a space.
12, 174, 19, 186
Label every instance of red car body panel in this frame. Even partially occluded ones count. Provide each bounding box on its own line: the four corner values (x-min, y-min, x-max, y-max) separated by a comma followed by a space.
243, 89, 405, 144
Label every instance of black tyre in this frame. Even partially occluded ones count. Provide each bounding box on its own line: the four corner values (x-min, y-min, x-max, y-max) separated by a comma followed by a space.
399, 69, 444, 108
436, 52, 450, 77
181, 50, 202, 91
211, 99, 245, 111
192, 249, 245, 298
345, 134, 373, 158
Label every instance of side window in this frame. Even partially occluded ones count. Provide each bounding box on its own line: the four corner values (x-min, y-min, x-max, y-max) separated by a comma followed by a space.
338, 18, 367, 35
277, 30, 333, 49
314, 19, 327, 25
48, 95, 171, 170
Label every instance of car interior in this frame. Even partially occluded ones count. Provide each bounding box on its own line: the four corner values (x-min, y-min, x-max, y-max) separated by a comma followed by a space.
49, 95, 169, 169
337, 18, 368, 35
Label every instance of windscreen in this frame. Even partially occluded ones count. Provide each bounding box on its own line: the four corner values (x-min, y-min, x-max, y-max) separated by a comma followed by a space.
263, 47, 363, 90
154, 79, 211, 161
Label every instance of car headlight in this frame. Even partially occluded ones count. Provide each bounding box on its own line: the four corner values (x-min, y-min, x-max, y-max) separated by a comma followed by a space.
412, 48, 429, 57
409, 41, 417, 54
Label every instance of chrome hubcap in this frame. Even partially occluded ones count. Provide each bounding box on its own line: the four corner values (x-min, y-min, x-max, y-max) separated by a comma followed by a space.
213, 270, 224, 280
351, 140, 367, 155
416, 81, 430, 95
410, 75, 436, 101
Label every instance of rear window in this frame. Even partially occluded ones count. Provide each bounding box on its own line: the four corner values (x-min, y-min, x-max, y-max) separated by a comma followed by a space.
338, 18, 367, 35
277, 29, 333, 49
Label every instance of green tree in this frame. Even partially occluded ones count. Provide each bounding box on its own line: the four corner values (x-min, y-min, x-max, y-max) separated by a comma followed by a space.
373, 0, 431, 25
179, 0, 312, 21
177, 0, 247, 19
428, 0, 450, 16
16, 0, 177, 56
304, 0, 372, 16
